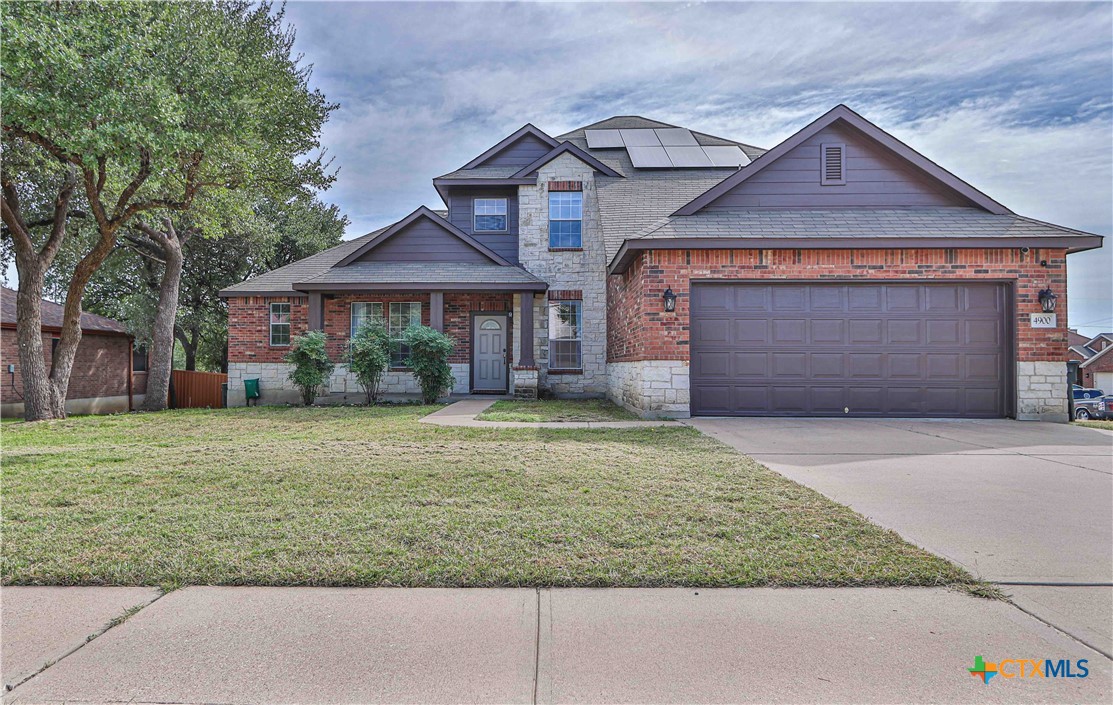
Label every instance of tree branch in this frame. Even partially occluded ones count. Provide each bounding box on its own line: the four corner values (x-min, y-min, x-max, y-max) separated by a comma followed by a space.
2, 125, 83, 166
111, 146, 151, 220
0, 178, 31, 251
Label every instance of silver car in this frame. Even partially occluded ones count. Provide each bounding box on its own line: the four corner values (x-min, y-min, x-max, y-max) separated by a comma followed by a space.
1074, 395, 1112, 420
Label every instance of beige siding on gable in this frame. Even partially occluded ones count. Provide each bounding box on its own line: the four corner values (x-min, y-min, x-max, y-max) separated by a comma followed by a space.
703, 123, 976, 210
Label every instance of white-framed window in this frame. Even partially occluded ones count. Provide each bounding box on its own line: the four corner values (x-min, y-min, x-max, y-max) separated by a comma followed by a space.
547, 300, 582, 371
269, 302, 291, 346
350, 302, 384, 338
473, 198, 507, 232
389, 302, 422, 367
548, 191, 582, 248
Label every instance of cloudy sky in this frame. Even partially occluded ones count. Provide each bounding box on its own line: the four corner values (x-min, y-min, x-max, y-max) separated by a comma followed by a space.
265, 2, 1113, 335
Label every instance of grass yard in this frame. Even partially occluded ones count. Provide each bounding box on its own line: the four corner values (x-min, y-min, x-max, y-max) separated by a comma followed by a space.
1, 406, 969, 589
1074, 419, 1113, 431
478, 398, 640, 422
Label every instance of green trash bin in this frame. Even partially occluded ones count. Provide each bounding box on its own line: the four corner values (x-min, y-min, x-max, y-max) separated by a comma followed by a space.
244, 378, 261, 406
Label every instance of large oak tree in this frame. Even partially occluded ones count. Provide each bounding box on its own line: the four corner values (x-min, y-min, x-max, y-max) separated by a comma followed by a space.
1, 1, 335, 419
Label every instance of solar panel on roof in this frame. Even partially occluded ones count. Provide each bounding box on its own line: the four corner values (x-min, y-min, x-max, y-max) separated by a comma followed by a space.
619, 129, 662, 147
585, 129, 624, 149
654, 128, 699, 146
626, 145, 672, 168
664, 146, 714, 167
702, 146, 750, 167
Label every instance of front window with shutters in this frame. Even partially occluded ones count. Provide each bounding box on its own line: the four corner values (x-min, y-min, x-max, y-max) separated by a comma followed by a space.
389, 302, 422, 367
547, 301, 582, 371
269, 303, 291, 346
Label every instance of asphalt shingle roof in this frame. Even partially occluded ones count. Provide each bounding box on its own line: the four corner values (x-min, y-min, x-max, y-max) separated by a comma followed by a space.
296, 262, 546, 287
1, 286, 129, 334
626, 208, 1102, 243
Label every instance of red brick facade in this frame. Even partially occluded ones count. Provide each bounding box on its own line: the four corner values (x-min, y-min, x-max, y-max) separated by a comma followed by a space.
227, 292, 513, 367
607, 247, 1069, 363
0, 328, 134, 403
1081, 349, 1113, 388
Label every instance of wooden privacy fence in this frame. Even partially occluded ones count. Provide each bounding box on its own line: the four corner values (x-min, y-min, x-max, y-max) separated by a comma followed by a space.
171, 369, 227, 409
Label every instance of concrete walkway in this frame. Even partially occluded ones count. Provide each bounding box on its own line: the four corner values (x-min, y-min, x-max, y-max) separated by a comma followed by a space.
420, 398, 680, 428
689, 417, 1113, 658
4, 586, 1110, 704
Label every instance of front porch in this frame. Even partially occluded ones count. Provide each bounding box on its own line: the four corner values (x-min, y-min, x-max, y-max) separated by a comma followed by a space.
298, 283, 547, 401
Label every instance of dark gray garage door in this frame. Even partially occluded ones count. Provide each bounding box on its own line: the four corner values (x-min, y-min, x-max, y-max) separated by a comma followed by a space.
690, 282, 1009, 417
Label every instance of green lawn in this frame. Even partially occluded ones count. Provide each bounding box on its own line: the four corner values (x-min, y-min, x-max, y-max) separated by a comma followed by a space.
478, 398, 640, 422
1074, 419, 1113, 431
1, 406, 969, 589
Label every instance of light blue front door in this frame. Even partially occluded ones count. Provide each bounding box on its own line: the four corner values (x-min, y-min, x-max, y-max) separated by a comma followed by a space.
473, 315, 508, 392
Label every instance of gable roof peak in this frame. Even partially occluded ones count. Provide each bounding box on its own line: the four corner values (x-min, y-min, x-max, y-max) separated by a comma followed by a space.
672, 104, 1013, 216
510, 141, 623, 179
333, 206, 511, 268
460, 124, 559, 170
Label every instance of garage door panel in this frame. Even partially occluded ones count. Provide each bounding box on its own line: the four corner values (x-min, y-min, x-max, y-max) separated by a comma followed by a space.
735, 319, 768, 344
694, 351, 731, 378
811, 319, 845, 343
848, 319, 883, 344
811, 353, 844, 377
733, 352, 767, 377
810, 387, 846, 412
887, 319, 923, 344
691, 282, 1008, 418
693, 318, 730, 344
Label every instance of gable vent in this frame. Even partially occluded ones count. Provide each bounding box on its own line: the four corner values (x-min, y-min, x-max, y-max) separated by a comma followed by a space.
821, 143, 846, 185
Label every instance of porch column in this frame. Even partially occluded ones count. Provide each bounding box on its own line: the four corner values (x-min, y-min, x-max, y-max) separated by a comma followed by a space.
308, 292, 324, 331
519, 292, 535, 367
430, 291, 444, 332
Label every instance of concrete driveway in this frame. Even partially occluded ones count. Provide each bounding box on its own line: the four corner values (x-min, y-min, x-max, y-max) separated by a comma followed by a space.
690, 418, 1113, 657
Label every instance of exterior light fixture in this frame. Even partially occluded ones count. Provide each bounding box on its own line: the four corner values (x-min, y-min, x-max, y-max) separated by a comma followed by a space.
662, 287, 677, 313
1037, 287, 1057, 313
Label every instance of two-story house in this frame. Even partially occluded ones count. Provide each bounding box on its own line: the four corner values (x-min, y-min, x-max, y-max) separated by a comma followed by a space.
220, 105, 1103, 421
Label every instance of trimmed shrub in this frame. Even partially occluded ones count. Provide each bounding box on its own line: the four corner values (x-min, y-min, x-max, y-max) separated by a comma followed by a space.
285, 331, 334, 405
349, 321, 391, 404
402, 325, 456, 404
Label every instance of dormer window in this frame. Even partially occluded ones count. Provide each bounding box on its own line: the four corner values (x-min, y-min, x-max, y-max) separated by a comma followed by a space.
474, 198, 507, 232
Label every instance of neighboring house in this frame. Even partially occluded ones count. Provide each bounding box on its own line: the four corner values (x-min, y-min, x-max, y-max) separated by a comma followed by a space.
220, 105, 1103, 421
1074, 332, 1113, 390
0, 287, 147, 416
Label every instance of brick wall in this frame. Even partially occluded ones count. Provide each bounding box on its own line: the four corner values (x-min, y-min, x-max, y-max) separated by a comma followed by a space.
227, 296, 309, 364
607, 247, 1069, 363
228, 292, 514, 367
1, 327, 132, 403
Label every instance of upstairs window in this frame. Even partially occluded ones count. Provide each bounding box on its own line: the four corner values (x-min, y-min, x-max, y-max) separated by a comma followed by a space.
548, 300, 582, 371
388, 302, 422, 367
548, 191, 583, 249
270, 303, 291, 346
351, 302, 384, 338
474, 198, 507, 232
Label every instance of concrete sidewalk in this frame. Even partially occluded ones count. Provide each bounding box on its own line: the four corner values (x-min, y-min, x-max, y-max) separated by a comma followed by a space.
4, 586, 1110, 704
420, 399, 680, 428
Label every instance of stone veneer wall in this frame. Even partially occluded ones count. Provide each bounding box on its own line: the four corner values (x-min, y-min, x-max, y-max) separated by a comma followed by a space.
606, 360, 690, 418
607, 247, 1071, 421
516, 153, 607, 396
226, 361, 471, 406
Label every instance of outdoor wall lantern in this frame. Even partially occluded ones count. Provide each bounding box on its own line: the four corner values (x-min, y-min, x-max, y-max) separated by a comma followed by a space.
662, 287, 677, 313
1038, 287, 1057, 313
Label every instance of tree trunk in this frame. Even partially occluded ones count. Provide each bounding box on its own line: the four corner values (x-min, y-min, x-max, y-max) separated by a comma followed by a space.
2, 170, 79, 421
12, 263, 54, 420
174, 325, 197, 371
139, 229, 184, 412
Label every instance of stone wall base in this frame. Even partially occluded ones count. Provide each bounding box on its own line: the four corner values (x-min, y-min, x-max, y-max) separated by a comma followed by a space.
512, 367, 538, 399
606, 360, 690, 419
227, 362, 471, 406
1016, 361, 1070, 422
